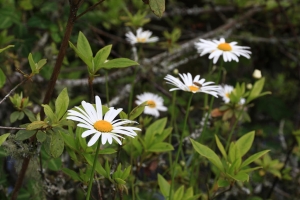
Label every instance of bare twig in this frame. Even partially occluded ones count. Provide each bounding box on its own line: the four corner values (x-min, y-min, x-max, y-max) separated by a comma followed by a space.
0, 126, 26, 130
0, 78, 29, 105
75, 0, 105, 21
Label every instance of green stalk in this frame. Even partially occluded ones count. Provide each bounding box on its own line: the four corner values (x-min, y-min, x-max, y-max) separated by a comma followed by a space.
105, 71, 110, 107
168, 91, 177, 175
169, 93, 194, 199
225, 105, 245, 151
86, 140, 101, 200
127, 67, 139, 112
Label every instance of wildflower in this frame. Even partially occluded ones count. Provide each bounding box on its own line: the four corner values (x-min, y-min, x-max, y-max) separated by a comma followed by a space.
67, 96, 141, 146
252, 69, 262, 79
164, 72, 219, 97
218, 84, 245, 105
135, 92, 167, 117
194, 38, 251, 64
125, 28, 159, 45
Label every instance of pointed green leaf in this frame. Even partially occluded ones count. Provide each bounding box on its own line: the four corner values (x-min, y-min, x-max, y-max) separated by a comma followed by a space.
101, 58, 138, 69
114, 177, 126, 184
77, 31, 93, 58
15, 129, 36, 140
0, 133, 10, 146
55, 88, 69, 120
227, 171, 249, 182
26, 121, 49, 130
241, 150, 270, 168
60, 132, 77, 150
0, 45, 14, 53
69, 41, 92, 67
191, 139, 224, 171
174, 185, 184, 200
215, 135, 227, 160
94, 45, 112, 70
129, 101, 147, 120
98, 148, 117, 154
0, 69, 6, 88
28, 53, 37, 73
158, 174, 170, 198
147, 142, 174, 152
83, 153, 107, 177
62, 168, 81, 181
155, 127, 172, 142
149, 0, 165, 18
42, 104, 57, 123
10, 111, 22, 123
236, 131, 255, 157
239, 166, 262, 173
50, 132, 64, 158
246, 78, 270, 103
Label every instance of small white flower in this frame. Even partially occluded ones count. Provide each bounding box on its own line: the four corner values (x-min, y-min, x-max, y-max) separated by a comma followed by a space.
218, 84, 245, 105
67, 96, 141, 146
194, 38, 251, 64
164, 72, 219, 97
125, 28, 159, 45
252, 69, 262, 79
135, 92, 167, 118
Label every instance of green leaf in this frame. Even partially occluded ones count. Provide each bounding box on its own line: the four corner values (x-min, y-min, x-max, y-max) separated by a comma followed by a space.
69, 41, 92, 67
174, 185, 184, 200
55, 88, 69, 120
62, 168, 81, 181
98, 148, 117, 154
101, 58, 138, 69
121, 166, 131, 180
76, 127, 87, 150
50, 132, 64, 158
36, 131, 47, 142
93, 45, 112, 71
61, 132, 77, 150
10, 111, 22, 123
0, 133, 10, 146
15, 129, 36, 140
37, 59, 47, 69
26, 120, 48, 130
0, 45, 14, 53
114, 177, 126, 184
129, 101, 147, 120
217, 178, 230, 187
47, 157, 62, 171
241, 150, 270, 168
236, 131, 255, 157
147, 142, 174, 152
215, 135, 227, 160
227, 171, 249, 182
77, 31, 93, 58
42, 104, 57, 123
239, 166, 262, 173
149, 0, 165, 18
83, 153, 107, 177
0, 69, 6, 88
247, 78, 270, 103
190, 139, 224, 171
158, 174, 171, 198
145, 117, 167, 147
28, 53, 37, 73
155, 127, 172, 143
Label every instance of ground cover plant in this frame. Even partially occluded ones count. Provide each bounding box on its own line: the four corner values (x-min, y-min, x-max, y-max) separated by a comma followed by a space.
0, 0, 300, 199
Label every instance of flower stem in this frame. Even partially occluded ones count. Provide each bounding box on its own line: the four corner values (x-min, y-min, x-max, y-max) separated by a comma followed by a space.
168, 91, 177, 175
86, 140, 101, 200
225, 106, 244, 151
169, 93, 194, 199
127, 67, 139, 112
105, 71, 110, 107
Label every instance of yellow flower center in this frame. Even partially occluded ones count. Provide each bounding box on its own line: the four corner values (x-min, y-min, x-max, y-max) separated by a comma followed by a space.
225, 93, 230, 98
147, 100, 156, 108
189, 85, 199, 92
94, 120, 113, 132
137, 37, 146, 43
217, 43, 232, 51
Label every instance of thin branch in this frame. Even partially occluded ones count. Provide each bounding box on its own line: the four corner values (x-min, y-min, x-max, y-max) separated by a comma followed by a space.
0, 78, 29, 105
0, 126, 26, 130
75, 0, 105, 21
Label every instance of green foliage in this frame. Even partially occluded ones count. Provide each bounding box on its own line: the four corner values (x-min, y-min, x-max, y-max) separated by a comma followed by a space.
0, 133, 10, 146
148, 0, 165, 18
121, 9, 151, 28
0, 69, 5, 88
254, 153, 284, 179
191, 131, 270, 187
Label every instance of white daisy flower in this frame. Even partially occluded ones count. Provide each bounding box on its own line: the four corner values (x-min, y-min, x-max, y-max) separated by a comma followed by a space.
125, 28, 159, 45
218, 84, 245, 105
194, 38, 251, 64
164, 72, 219, 97
67, 96, 141, 147
135, 92, 167, 118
